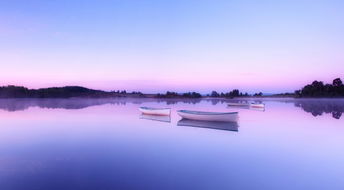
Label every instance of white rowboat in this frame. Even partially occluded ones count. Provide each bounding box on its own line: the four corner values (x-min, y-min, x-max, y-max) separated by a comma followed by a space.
227, 102, 250, 107
139, 107, 171, 116
249, 103, 265, 108
177, 110, 238, 122
227, 103, 265, 108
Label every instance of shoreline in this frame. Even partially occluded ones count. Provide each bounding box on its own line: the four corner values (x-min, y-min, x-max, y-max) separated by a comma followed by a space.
1, 85, 344, 99
1, 96, 344, 100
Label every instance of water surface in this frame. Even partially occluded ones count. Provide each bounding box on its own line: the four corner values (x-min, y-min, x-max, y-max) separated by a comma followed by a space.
0, 98, 343, 190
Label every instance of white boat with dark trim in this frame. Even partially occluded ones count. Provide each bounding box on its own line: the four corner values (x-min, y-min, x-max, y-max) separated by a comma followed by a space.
249, 106, 265, 112
228, 103, 265, 109
249, 103, 265, 108
139, 107, 171, 116
227, 102, 250, 107
177, 110, 238, 122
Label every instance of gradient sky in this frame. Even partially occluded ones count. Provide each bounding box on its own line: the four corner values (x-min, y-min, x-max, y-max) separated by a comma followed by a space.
1, 0, 344, 93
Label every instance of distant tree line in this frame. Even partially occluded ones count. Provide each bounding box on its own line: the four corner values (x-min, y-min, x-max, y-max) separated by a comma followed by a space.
295, 78, 344, 97
0, 86, 263, 99
0, 86, 108, 98
209, 89, 246, 98
156, 91, 202, 98
156, 90, 263, 99
11, 83, 341, 99
111, 90, 127, 94
208, 89, 262, 98
0, 85, 146, 98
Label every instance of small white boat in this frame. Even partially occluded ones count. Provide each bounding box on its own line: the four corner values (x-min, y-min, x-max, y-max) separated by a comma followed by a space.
250, 103, 265, 108
177, 110, 238, 122
228, 102, 265, 108
228, 102, 250, 107
139, 107, 171, 116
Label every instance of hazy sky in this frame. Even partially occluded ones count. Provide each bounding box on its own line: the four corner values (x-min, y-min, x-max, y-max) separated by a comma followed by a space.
1, 0, 343, 93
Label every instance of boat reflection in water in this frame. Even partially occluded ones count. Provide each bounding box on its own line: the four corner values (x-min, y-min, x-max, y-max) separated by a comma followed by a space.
140, 114, 171, 123
177, 119, 239, 132
249, 106, 265, 112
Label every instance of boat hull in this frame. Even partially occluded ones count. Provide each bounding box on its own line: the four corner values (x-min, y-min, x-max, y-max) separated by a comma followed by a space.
250, 103, 265, 108
228, 103, 250, 107
177, 110, 238, 122
139, 107, 171, 116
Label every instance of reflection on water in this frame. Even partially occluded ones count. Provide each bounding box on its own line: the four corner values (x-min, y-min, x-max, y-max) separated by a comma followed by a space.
0, 98, 202, 112
0, 98, 126, 111
165, 99, 202, 105
177, 119, 239, 132
203, 99, 264, 106
140, 114, 171, 123
0, 98, 343, 120
0, 98, 344, 190
249, 107, 265, 112
293, 99, 344, 119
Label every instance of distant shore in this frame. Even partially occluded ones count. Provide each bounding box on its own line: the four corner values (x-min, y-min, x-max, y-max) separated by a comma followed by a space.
1, 77, 343, 99
0, 85, 291, 99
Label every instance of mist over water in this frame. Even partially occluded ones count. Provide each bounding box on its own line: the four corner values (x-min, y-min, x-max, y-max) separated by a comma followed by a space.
0, 98, 343, 119
0, 98, 343, 190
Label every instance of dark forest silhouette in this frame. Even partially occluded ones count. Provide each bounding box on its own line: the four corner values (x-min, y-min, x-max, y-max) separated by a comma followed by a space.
0, 86, 255, 99
0, 86, 112, 98
156, 91, 202, 98
295, 78, 344, 97
208, 89, 251, 98
1, 78, 344, 99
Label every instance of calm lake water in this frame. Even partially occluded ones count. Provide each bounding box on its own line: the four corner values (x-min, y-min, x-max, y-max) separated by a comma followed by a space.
0, 98, 343, 190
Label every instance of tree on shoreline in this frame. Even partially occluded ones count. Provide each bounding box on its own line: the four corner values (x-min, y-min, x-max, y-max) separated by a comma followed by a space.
253, 92, 263, 97
156, 91, 202, 98
295, 78, 344, 97
209, 89, 249, 98
210, 91, 220, 97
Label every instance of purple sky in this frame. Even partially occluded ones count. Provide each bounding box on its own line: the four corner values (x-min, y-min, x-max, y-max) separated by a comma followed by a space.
1, 0, 344, 93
